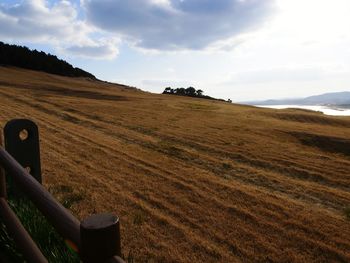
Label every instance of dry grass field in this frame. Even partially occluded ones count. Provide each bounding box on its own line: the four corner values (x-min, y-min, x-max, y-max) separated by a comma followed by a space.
0, 67, 350, 262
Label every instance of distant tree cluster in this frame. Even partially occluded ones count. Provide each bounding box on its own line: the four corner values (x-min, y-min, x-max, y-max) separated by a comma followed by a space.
163, 87, 204, 97
163, 86, 232, 103
0, 41, 95, 79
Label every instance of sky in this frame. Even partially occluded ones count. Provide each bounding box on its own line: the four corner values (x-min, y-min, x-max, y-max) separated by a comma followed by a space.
0, 0, 350, 101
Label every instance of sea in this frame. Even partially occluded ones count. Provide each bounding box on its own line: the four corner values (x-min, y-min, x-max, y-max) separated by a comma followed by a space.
255, 105, 350, 116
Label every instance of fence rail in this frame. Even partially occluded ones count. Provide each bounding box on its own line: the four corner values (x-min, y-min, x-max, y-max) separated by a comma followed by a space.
0, 119, 125, 263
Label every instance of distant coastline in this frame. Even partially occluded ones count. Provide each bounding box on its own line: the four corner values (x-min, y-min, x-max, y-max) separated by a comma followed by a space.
243, 91, 350, 107
255, 105, 350, 116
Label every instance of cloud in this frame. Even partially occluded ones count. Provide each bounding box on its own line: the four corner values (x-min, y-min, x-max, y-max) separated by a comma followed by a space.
0, 0, 119, 59
64, 39, 119, 59
0, 0, 275, 57
83, 0, 275, 50
0, 1, 84, 42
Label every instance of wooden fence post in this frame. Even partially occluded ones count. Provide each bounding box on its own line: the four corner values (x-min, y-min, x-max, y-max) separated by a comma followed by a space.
0, 132, 6, 198
4, 119, 42, 196
80, 213, 121, 263
0, 123, 47, 262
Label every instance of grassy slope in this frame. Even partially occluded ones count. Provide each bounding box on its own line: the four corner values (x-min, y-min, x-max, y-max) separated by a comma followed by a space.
0, 67, 349, 262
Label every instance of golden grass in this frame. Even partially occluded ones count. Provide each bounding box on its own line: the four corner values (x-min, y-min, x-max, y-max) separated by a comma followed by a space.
0, 67, 350, 262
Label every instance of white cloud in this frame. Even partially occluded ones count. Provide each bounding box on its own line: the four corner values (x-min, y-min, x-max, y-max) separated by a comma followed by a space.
0, 0, 119, 59
82, 0, 275, 50
64, 43, 119, 59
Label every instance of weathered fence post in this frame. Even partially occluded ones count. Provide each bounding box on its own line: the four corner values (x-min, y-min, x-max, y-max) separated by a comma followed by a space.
0, 122, 47, 263
4, 119, 42, 195
80, 213, 122, 263
0, 134, 6, 198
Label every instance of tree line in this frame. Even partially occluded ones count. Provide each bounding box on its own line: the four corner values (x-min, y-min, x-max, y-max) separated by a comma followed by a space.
0, 41, 95, 79
163, 87, 204, 97
163, 87, 232, 103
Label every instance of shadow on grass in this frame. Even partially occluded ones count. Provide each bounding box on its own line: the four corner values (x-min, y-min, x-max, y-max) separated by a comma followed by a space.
344, 207, 350, 220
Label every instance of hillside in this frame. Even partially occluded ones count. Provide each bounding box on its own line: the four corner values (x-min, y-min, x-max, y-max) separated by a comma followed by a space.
0, 42, 95, 79
0, 67, 350, 262
244, 91, 350, 106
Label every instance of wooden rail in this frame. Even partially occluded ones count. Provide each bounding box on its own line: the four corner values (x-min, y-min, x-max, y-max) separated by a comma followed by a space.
0, 119, 125, 263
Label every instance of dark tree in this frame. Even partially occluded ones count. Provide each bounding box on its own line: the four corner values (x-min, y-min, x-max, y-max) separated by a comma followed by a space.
0, 41, 95, 78
196, 89, 204, 97
163, 87, 172, 94
176, 88, 186, 95
185, 87, 196, 96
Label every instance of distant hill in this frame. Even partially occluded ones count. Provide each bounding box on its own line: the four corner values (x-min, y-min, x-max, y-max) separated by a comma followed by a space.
243, 91, 350, 107
0, 41, 95, 79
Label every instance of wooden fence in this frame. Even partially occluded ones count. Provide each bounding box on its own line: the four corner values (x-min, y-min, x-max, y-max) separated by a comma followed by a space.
0, 119, 125, 263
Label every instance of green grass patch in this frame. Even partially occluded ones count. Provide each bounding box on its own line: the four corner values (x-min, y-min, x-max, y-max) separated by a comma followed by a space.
0, 196, 80, 262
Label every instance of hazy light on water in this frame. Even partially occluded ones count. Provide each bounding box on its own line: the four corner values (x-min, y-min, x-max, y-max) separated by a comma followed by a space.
256, 105, 350, 116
